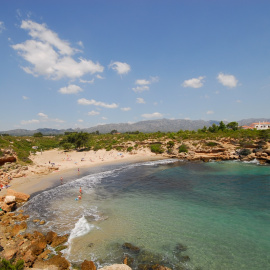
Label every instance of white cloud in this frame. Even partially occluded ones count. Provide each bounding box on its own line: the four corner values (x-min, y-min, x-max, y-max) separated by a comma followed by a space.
141, 112, 163, 119
132, 86, 150, 93
21, 119, 39, 125
236, 100, 242, 103
121, 107, 131, 111
12, 20, 104, 80
96, 74, 105, 79
136, 98, 145, 104
109, 61, 131, 75
38, 112, 48, 119
33, 112, 65, 124
0, 21, 5, 33
59, 84, 83, 94
88, 110, 100, 116
80, 78, 94, 84
182, 76, 205, 88
78, 119, 84, 122
206, 110, 214, 115
133, 76, 159, 92
150, 76, 159, 83
77, 41, 84, 48
135, 79, 151, 85
78, 98, 118, 108
101, 117, 107, 120
217, 73, 238, 88
22, 96, 29, 100
52, 118, 65, 123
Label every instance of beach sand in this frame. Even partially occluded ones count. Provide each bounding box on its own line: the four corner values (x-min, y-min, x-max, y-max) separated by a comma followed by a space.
0, 148, 165, 196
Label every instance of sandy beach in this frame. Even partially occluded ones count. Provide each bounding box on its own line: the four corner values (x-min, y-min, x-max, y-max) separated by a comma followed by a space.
0, 148, 165, 196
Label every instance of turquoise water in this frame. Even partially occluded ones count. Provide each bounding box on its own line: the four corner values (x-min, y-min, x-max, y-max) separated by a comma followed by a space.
22, 160, 270, 269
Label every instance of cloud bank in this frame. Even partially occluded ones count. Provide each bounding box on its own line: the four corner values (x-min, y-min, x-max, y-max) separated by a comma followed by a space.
12, 20, 104, 80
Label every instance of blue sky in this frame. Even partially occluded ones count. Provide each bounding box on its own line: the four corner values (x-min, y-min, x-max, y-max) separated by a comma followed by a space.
0, 0, 270, 131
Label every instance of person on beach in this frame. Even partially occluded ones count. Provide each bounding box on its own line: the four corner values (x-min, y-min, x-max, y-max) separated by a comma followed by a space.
60, 177, 63, 184
79, 187, 82, 194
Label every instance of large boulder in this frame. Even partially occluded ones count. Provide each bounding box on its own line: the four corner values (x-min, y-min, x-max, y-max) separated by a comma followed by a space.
0, 201, 16, 212
99, 264, 132, 270
81, 260, 96, 270
46, 231, 68, 247
4, 196, 16, 204
10, 221, 27, 237
6, 189, 30, 202
46, 254, 70, 270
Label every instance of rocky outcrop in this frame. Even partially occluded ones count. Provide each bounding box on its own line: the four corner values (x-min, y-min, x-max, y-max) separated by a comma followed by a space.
6, 189, 30, 203
0, 211, 70, 269
0, 191, 30, 213
81, 259, 97, 270
99, 264, 132, 270
0, 156, 16, 166
163, 139, 270, 164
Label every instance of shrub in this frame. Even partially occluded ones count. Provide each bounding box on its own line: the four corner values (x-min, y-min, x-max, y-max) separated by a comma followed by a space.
167, 141, 175, 148
150, 144, 164, 154
127, 146, 133, 152
93, 144, 102, 151
33, 132, 43, 137
178, 144, 188, 153
205, 141, 218, 147
238, 148, 251, 156
0, 258, 24, 270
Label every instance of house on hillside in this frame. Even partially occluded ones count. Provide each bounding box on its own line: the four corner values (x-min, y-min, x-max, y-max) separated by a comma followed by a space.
242, 121, 270, 130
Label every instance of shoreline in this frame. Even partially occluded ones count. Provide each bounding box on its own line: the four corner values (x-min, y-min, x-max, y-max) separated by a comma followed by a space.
0, 148, 166, 197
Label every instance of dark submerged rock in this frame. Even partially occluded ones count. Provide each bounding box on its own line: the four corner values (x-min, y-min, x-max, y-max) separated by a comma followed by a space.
122, 242, 141, 253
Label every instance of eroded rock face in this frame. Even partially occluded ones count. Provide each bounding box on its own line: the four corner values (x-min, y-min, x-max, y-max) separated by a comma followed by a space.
0, 156, 16, 166
6, 189, 30, 202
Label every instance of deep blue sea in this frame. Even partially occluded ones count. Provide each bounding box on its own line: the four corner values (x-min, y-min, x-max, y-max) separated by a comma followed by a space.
21, 159, 270, 270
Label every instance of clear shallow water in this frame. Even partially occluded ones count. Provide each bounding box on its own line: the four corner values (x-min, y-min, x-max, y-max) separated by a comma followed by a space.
21, 160, 270, 270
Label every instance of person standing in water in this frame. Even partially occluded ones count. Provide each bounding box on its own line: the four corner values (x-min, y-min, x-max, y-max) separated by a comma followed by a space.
79, 186, 82, 194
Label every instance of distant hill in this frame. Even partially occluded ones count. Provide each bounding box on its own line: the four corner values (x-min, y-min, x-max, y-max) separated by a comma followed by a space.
0, 118, 269, 136
81, 119, 220, 133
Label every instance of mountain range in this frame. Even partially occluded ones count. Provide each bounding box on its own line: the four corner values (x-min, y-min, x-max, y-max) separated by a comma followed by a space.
0, 118, 269, 136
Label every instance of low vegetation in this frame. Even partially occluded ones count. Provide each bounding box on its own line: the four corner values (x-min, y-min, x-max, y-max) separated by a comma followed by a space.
0, 122, 269, 164
0, 258, 24, 270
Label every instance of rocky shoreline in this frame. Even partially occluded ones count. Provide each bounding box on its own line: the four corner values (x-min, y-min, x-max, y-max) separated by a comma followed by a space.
0, 191, 174, 270
0, 138, 269, 269
1, 138, 270, 190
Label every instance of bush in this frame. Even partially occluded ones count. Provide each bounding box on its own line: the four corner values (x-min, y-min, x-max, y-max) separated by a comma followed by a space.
167, 141, 175, 148
205, 141, 218, 147
238, 148, 251, 156
0, 258, 24, 270
127, 146, 133, 152
33, 132, 43, 137
178, 144, 188, 153
150, 144, 164, 154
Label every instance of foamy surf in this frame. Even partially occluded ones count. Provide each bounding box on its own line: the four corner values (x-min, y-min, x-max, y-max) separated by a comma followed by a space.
65, 216, 96, 258
69, 216, 94, 240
